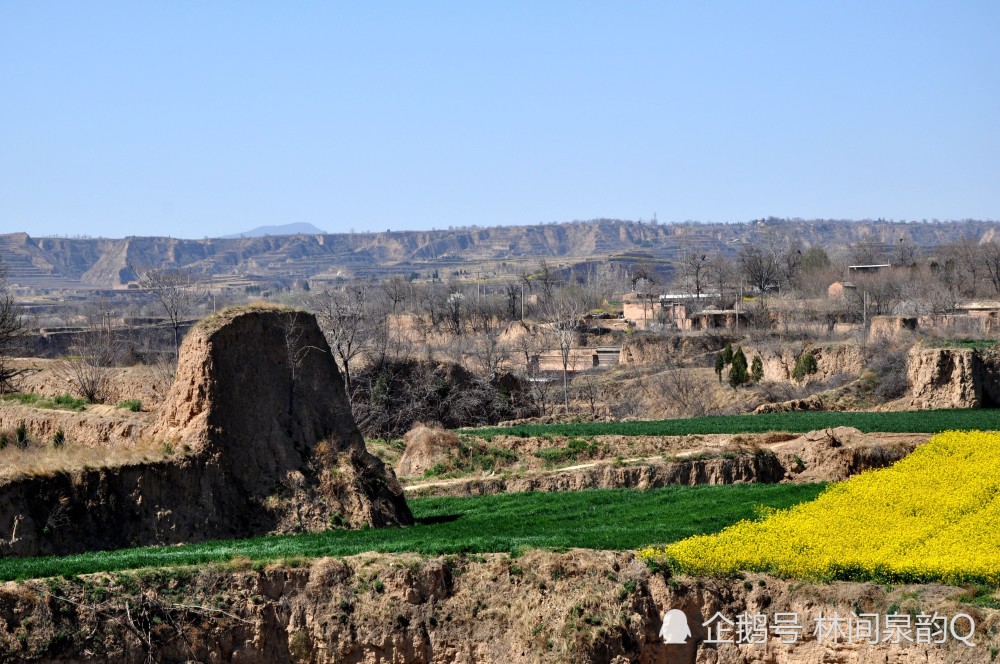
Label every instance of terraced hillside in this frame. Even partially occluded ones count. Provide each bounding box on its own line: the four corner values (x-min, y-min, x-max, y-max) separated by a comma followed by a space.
4, 217, 998, 289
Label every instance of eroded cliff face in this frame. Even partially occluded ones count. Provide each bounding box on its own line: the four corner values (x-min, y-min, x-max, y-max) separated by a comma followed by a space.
0, 307, 411, 557
897, 347, 1000, 410
747, 344, 865, 384
0, 551, 993, 663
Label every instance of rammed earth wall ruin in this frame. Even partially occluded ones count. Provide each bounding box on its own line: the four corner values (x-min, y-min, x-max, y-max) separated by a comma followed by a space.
0, 307, 411, 557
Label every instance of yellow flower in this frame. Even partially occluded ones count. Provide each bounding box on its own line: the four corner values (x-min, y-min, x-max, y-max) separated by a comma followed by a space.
640, 431, 1000, 585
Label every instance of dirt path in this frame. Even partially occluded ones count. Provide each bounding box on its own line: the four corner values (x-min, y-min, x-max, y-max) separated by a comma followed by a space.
402, 429, 928, 497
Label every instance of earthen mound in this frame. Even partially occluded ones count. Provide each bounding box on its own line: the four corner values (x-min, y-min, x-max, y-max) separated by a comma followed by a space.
396, 424, 460, 477
771, 427, 921, 482
150, 306, 413, 531
0, 306, 411, 556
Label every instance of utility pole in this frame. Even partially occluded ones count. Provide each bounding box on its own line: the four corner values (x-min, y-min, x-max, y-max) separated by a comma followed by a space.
520, 281, 525, 321
735, 280, 743, 332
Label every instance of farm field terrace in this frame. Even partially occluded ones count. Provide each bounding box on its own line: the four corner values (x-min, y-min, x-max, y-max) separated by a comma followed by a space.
0, 483, 824, 581
464, 408, 1000, 439
645, 430, 1000, 586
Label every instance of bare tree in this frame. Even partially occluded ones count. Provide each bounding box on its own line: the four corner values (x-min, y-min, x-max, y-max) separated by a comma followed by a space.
633, 276, 657, 327
444, 289, 466, 336
310, 284, 374, 395
680, 253, 708, 299
893, 238, 918, 267
364, 294, 400, 368
470, 326, 511, 378
739, 244, 781, 295
849, 238, 887, 266
415, 281, 448, 330
279, 310, 324, 412
525, 372, 556, 418
706, 253, 735, 308
651, 355, 709, 418
55, 323, 121, 403
982, 243, 1000, 296
848, 272, 905, 320
544, 288, 586, 411
953, 239, 984, 297
382, 276, 411, 315
534, 259, 558, 304
131, 265, 206, 360
0, 261, 28, 394
574, 372, 604, 418
503, 280, 522, 321
782, 246, 803, 290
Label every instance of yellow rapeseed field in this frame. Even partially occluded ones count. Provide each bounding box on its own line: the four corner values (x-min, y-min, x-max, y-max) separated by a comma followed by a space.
641, 430, 1000, 585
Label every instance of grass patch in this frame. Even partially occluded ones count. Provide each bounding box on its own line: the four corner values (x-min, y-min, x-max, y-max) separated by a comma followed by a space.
958, 584, 1000, 610
366, 438, 407, 466
420, 438, 519, 477
0, 393, 88, 412
464, 408, 1000, 439
929, 339, 996, 350
0, 483, 824, 581
116, 399, 142, 412
535, 438, 600, 467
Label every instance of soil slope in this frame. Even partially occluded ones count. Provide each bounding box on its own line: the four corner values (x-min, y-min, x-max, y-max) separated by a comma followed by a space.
0, 550, 993, 663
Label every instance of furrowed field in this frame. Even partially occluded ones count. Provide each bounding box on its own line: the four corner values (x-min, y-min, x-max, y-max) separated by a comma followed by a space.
643, 430, 1000, 586
466, 408, 1000, 439
0, 483, 823, 581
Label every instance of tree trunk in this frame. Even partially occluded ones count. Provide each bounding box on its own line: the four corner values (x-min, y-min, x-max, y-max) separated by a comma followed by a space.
562, 362, 569, 411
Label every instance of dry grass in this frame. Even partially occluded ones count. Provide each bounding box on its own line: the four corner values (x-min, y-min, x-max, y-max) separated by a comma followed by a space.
196, 302, 296, 333
0, 435, 179, 482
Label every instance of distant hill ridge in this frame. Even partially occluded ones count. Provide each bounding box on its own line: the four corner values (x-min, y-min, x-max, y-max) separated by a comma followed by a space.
219, 222, 329, 238
2, 218, 998, 290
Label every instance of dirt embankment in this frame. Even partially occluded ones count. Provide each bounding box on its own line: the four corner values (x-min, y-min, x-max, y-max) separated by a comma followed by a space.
0, 404, 149, 451
887, 346, 1000, 410
744, 343, 865, 384
0, 550, 994, 663
619, 335, 732, 368
400, 427, 923, 497
11, 358, 174, 410
0, 307, 411, 557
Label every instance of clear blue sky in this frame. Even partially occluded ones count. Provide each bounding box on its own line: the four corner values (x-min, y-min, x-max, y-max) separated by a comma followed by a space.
1, 2, 997, 239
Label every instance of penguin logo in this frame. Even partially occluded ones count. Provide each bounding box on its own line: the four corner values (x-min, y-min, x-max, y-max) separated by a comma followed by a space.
659, 609, 692, 644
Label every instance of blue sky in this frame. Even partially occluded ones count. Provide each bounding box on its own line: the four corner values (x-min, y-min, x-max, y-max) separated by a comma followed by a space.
1, 2, 997, 239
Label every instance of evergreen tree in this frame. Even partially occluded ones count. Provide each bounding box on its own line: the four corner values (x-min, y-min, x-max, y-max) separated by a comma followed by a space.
721, 342, 734, 366
714, 352, 725, 383
792, 351, 819, 382
750, 355, 764, 383
729, 346, 749, 388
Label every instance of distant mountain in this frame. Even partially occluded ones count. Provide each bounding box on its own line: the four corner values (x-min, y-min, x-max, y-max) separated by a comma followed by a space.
4, 218, 999, 291
220, 222, 328, 238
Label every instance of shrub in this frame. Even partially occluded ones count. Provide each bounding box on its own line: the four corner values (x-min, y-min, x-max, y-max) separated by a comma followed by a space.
117, 399, 142, 412
791, 351, 818, 382
866, 344, 909, 400
424, 463, 449, 478
534, 441, 596, 466
0, 432, 7, 450
351, 359, 536, 440
52, 394, 88, 410
52, 428, 66, 448
14, 421, 29, 449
